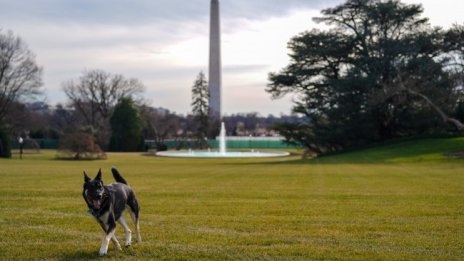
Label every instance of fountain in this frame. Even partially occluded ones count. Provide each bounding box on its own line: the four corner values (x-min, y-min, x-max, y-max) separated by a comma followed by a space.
156, 122, 290, 158
219, 121, 226, 155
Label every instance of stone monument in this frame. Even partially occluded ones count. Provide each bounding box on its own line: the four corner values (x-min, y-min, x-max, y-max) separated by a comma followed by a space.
209, 0, 222, 119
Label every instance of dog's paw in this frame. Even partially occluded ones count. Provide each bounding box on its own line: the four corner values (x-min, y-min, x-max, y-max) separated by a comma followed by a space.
125, 242, 131, 248
99, 246, 108, 257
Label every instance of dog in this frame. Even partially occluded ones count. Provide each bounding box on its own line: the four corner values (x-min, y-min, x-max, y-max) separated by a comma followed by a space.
82, 167, 141, 256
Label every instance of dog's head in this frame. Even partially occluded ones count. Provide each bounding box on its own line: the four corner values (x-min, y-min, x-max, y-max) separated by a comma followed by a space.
83, 169, 106, 210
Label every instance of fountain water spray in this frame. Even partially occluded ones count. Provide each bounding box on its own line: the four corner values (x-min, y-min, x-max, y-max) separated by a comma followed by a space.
219, 122, 226, 154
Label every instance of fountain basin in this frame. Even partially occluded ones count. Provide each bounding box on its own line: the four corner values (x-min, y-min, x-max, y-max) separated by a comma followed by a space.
156, 150, 290, 158
156, 122, 290, 158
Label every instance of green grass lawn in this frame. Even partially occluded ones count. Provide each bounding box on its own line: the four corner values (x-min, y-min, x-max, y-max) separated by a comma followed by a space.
1, 138, 464, 260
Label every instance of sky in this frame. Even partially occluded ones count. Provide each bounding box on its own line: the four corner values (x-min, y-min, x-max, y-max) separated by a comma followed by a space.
1, 0, 463, 116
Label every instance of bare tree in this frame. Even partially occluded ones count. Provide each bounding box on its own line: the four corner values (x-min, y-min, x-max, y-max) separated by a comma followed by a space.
140, 106, 182, 150
0, 30, 42, 124
63, 69, 144, 126
62, 69, 145, 147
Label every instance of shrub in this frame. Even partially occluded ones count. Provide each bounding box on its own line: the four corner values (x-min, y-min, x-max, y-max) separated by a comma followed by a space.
57, 131, 106, 160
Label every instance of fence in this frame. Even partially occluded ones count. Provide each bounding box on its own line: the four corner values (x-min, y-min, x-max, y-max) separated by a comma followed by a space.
145, 137, 301, 150
11, 138, 59, 150
10, 137, 301, 150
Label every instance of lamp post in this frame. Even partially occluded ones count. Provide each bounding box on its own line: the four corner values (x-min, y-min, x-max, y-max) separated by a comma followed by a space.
18, 136, 24, 159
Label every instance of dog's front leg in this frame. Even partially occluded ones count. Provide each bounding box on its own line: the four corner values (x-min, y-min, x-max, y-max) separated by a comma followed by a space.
118, 216, 132, 247
99, 218, 117, 257
98, 221, 122, 253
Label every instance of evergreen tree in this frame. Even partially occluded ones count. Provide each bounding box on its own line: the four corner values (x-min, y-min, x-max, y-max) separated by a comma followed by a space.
109, 98, 143, 152
191, 72, 209, 149
267, 0, 464, 156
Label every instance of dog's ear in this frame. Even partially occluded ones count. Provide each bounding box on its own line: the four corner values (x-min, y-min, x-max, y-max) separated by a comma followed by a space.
84, 171, 91, 183
95, 168, 102, 181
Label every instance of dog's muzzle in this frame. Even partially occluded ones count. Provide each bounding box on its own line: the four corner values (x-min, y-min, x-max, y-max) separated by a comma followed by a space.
92, 199, 102, 209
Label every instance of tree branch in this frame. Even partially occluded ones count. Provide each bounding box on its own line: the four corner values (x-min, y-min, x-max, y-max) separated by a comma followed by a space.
395, 75, 464, 130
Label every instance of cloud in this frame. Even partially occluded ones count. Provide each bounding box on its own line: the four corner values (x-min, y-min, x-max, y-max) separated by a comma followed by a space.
402, 0, 464, 28
0, 0, 340, 25
222, 0, 340, 19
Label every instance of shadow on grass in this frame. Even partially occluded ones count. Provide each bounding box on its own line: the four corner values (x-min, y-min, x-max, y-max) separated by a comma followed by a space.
59, 248, 140, 260
51, 157, 107, 161
58, 250, 101, 261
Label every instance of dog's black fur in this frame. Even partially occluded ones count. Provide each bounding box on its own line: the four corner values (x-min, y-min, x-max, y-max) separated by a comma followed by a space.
83, 167, 141, 256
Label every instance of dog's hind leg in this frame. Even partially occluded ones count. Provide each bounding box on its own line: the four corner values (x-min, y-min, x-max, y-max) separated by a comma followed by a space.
111, 234, 122, 250
127, 192, 142, 243
129, 208, 141, 243
118, 215, 132, 247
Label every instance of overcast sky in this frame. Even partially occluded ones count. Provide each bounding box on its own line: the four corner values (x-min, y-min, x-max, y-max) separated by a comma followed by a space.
1, 0, 463, 116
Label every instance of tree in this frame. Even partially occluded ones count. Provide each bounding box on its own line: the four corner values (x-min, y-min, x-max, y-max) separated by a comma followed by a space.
62, 69, 144, 148
0, 30, 42, 125
140, 106, 182, 151
0, 128, 11, 158
0, 30, 43, 158
109, 97, 144, 152
446, 24, 464, 129
58, 127, 106, 160
191, 71, 209, 148
267, 0, 463, 156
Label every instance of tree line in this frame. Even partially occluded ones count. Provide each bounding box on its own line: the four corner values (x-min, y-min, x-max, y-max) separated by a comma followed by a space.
0, 99, 294, 159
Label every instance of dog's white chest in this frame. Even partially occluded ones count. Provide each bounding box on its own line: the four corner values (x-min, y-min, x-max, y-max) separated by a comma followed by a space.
94, 212, 110, 229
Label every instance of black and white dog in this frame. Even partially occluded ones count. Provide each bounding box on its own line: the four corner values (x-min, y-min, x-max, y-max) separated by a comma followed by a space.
82, 167, 141, 256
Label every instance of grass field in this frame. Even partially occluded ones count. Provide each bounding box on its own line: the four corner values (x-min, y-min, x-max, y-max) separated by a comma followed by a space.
1, 138, 464, 260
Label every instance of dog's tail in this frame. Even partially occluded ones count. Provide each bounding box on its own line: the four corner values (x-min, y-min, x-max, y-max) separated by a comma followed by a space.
111, 167, 128, 185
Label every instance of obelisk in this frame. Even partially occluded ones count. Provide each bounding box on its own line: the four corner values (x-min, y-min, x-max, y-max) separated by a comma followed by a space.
209, 0, 221, 119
